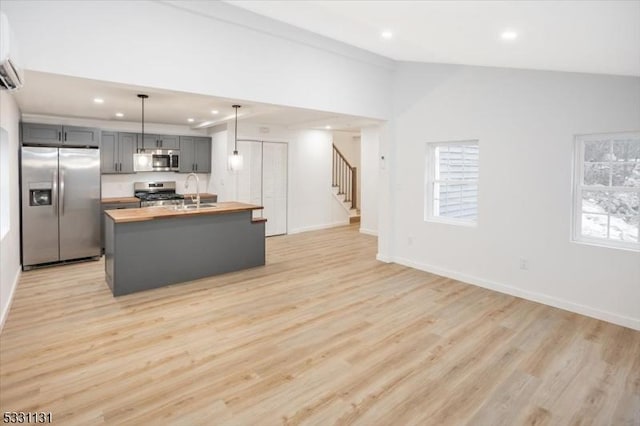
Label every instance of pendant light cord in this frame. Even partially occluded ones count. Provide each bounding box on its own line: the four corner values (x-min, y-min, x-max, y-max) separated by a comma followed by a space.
137, 94, 148, 151
233, 104, 241, 154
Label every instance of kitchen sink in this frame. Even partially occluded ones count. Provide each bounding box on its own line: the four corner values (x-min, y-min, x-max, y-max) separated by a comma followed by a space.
169, 203, 218, 211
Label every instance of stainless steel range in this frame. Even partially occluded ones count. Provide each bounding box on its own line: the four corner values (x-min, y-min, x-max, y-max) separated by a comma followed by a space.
134, 181, 184, 207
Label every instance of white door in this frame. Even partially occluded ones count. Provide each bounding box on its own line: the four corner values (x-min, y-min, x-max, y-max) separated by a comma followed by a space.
262, 142, 287, 236
235, 140, 288, 237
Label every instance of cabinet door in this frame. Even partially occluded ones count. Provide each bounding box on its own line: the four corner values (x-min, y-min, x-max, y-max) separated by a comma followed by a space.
141, 134, 160, 150
21, 123, 63, 145
194, 137, 211, 173
178, 136, 195, 173
100, 132, 118, 174
158, 134, 179, 149
63, 126, 100, 147
118, 133, 138, 173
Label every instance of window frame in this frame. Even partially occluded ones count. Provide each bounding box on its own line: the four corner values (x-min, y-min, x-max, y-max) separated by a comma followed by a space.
425, 139, 479, 226
572, 131, 640, 251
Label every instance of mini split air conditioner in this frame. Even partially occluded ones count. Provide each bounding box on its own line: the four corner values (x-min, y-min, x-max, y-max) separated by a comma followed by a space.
0, 12, 24, 91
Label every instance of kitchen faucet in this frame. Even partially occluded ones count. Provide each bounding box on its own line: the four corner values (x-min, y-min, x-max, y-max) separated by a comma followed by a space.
185, 173, 200, 209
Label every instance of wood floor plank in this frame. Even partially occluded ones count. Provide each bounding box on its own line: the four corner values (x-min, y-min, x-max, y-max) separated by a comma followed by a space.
1, 224, 638, 425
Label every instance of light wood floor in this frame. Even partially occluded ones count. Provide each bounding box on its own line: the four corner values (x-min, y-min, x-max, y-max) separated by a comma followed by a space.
1, 225, 638, 425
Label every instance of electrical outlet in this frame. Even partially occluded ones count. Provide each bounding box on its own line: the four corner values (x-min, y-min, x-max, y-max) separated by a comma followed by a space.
519, 258, 528, 270
407, 236, 413, 246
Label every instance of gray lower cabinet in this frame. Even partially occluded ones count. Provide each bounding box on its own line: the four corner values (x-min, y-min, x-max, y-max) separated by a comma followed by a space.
141, 134, 179, 150
179, 136, 211, 173
22, 123, 100, 147
101, 202, 139, 252
104, 210, 265, 296
100, 132, 137, 174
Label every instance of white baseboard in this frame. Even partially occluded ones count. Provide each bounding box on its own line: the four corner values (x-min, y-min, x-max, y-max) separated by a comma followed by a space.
376, 253, 393, 263
393, 256, 640, 331
0, 265, 21, 333
359, 227, 378, 236
289, 220, 349, 235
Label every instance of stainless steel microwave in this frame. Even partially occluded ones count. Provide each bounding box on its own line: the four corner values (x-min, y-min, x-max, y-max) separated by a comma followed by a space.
133, 149, 179, 172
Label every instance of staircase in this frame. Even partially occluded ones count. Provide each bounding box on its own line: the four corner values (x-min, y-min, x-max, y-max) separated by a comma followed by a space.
332, 144, 360, 223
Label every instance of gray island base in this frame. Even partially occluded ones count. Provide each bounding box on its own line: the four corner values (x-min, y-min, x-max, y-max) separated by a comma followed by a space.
104, 203, 265, 296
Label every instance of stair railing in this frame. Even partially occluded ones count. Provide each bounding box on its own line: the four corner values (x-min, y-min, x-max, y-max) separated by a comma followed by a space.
332, 144, 357, 209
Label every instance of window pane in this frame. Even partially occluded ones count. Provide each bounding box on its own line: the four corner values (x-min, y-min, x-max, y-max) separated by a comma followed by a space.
613, 139, 640, 162
584, 140, 611, 162
611, 163, 640, 187
581, 191, 609, 214
609, 191, 639, 216
581, 213, 608, 239
428, 141, 478, 223
437, 183, 477, 219
583, 163, 610, 186
609, 216, 639, 242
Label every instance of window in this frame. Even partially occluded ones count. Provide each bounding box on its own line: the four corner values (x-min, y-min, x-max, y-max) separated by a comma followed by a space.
573, 132, 640, 250
425, 140, 479, 225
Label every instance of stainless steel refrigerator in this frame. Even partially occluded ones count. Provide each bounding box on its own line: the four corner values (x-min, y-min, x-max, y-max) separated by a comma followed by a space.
21, 146, 101, 269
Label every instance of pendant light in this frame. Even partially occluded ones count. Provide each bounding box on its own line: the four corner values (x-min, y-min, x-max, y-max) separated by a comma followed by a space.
228, 104, 243, 171
137, 94, 148, 153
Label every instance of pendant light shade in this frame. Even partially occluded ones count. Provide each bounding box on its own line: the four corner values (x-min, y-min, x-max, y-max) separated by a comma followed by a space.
229, 105, 243, 171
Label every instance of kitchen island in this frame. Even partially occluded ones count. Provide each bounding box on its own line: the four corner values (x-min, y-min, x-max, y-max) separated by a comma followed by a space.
104, 202, 266, 296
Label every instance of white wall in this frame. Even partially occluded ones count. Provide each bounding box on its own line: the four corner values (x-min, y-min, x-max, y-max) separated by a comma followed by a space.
1, 0, 392, 120
289, 129, 349, 233
388, 62, 640, 329
360, 127, 380, 236
0, 92, 21, 330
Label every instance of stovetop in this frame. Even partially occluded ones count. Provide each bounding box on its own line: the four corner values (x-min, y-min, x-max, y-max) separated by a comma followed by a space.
135, 192, 184, 201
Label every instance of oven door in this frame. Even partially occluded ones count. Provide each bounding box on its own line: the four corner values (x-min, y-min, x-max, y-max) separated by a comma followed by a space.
151, 153, 172, 171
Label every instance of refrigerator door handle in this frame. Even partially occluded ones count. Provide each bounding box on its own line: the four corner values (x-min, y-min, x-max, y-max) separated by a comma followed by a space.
59, 168, 65, 216
52, 169, 58, 216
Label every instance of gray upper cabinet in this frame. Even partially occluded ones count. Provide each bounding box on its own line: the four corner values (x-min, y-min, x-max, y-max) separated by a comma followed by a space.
100, 131, 137, 174
179, 136, 211, 173
141, 134, 160, 150
100, 131, 118, 174
21, 123, 63, 145
159, 135, 179, 149
63, 126, 100, 147
141, 134, 179, 150
118, 133, 137, 173
194, 137, 211, 173
22, 123, 100, 147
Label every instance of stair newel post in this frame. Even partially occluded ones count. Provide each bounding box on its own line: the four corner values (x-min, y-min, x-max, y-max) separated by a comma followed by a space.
352, 167, 357, 209
347, 166, 351, 202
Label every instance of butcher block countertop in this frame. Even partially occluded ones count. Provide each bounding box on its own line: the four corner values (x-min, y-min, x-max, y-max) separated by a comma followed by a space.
101, 197, 140, 204
105, 201, 263, 223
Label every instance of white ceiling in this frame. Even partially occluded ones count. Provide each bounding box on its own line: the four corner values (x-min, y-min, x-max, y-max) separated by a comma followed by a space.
14, 71, 378, 131
229, 0, 640, 77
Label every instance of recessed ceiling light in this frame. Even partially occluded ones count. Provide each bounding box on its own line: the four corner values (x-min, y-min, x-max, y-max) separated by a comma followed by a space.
93, 98, 104, 104
381, 30, 393, 40
501, 30, 518, 41
325, 125, 332, 130
115, 112, 124, 118
211, 110, 219, 115
187, 118, 195, 123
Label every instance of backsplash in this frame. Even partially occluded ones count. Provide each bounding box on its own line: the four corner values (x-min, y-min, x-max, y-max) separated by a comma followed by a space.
102, 172, 211, 197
